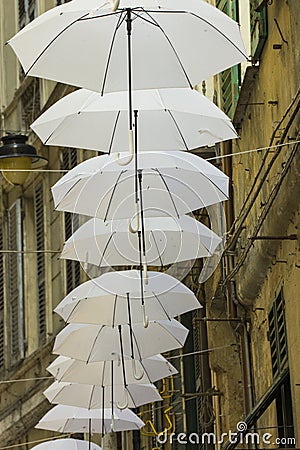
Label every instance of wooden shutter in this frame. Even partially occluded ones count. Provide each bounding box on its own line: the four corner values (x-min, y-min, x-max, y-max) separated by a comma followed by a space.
61, 149, 81, 293
0, 226, 4, 370
216, 0, 240, 119
268, 290, 288, 377
8, 200, 24, 365
34, 183, 46, 345
250, 0, 268, 61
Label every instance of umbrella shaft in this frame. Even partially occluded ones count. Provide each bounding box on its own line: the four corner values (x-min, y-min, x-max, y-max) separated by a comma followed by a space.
126, 9, 133, 130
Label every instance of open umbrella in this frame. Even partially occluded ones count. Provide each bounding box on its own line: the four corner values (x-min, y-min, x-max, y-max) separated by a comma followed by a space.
8, 0, 247, 93
53, 320, 188, 363
9, 0, 246, 161
61, 216, 221, 267
30, 440, 101, 450
48, 354, 177, 385
43, 380, 162, 409
31, 87, 238, 153
35, 405, 145, 433
54, 269, 201, 325
52, 151, 228, 220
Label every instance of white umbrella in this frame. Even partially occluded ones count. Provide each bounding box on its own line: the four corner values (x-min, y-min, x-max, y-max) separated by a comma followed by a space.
35, 405, 145, 433
61, 216, 221, 268
8, 0, 247, 93
43, 380, 162, 409
30, 440, 101, 450
47, 354, 177, 385
54, 270, 201, 326
31, 88, 238, 152
52, 152, 229, 220
53, 320, 189, 362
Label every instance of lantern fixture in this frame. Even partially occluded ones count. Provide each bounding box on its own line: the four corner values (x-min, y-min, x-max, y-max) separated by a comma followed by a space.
0, 134, 48, 185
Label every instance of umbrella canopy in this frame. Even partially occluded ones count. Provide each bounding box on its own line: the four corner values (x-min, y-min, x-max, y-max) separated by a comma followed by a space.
35, 405, 145, 433
52, 152, 229, 219
44, 380, 162, 409
53, 319, 189, 362
54, 270, 201, 325
31, 88, 238, 152
48, 354, 177, 385
61, 216, 221, 268
8, 0, 247, 92
31, 440, 101, 450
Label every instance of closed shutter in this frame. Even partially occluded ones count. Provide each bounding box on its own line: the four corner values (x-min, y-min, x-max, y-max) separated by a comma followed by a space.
0, 226, 4, 370
8, 200, 24, 365
216, 0, 240, 119
61, 149, 81, 293
250, 0, 268, 61
268, 290, 287, 377
34, 183, 46, 345
18, 0, 36, 28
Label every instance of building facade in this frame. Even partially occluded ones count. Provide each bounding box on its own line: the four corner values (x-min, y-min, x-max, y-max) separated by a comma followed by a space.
0, 0, 299, 449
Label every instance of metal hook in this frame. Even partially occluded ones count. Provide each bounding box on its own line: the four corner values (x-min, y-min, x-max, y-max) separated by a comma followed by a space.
116, 388, 129, 409
132, 358, 144, 381
115, 130, 134, 165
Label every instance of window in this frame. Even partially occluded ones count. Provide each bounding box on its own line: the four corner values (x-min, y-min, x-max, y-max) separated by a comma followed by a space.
21, 78, 41, 126
34, 183, 46, 345
250, 0, 268, 61
18, 0, 36, 29
7, 200, 24, 365
268, 289, 287, 377
61, 149, 81, 293
268, 290, 295, 444
216, 0, 240, 118
0, 226, 4, 370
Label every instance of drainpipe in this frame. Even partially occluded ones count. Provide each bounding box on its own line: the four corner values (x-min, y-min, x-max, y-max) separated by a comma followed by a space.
199, 306, 214, 450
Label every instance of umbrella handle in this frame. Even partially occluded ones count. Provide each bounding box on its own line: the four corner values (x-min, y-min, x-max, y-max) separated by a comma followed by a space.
132, 358, 145, 381
128, 203, 140, 233
110, 413, 115, 432
109, 0, 120, 11
143, 262, 148, 285
116, 389, 129, 410
142, 303, 149, 329
115, 130, 134, 166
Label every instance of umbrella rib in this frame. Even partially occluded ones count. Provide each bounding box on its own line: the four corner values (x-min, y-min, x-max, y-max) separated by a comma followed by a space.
108, 111, 121, 154
152, 168, 180, 218
55, 177, 82, 210
152, 292, 171, 321
23, 13, 90, 76
149, 230, 164, 266
141, 9, 248, 60
134, 9, 193, 89
98, 231, 116, 267
112, 294, 118, 328
88, 385, 96, 409
86, 325, 104, 364
101, 11, 126, 95
167, 110, 189, 151
104, 170, 125, 221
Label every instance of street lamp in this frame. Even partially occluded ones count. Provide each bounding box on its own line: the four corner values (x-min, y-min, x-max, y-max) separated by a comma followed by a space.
0, 134, 48, 185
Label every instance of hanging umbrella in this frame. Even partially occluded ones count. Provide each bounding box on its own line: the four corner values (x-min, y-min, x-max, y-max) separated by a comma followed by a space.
60, 215, 221, 268
8, 0, 247, 93
35, 405, 145, 433
51, 151, 229, 220
54, 269, 201, 325
53, 320, 189, 363
43, 380, 162, 409
31, 87, 238, 152
47, 354, 177, 385
30, 440, 101, 450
